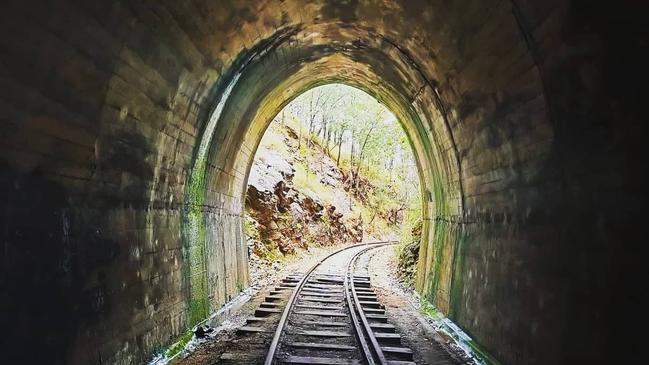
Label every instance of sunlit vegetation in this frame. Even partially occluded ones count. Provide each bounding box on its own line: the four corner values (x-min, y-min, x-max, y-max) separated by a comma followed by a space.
284, 84, 421, 225
246, 84, 422, 262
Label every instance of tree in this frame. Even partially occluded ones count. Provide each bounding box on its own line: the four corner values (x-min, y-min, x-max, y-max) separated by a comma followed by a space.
276, 83, 421, 225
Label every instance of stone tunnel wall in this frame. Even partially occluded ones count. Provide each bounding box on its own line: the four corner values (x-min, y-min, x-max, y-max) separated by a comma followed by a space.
0, 1, 646, 365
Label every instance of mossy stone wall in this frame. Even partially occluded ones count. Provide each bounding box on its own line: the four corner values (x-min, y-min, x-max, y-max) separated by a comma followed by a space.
0, 1, 645, 364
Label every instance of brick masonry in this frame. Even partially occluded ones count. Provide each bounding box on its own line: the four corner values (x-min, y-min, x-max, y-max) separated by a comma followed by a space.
0, 1, 646, 364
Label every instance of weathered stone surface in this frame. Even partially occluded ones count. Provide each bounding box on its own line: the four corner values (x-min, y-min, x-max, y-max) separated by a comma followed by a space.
0, 0, 645, 364
245, 133, 362, 256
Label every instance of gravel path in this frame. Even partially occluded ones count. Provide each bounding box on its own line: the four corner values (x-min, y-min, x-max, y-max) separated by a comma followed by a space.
362, 246, 477, 365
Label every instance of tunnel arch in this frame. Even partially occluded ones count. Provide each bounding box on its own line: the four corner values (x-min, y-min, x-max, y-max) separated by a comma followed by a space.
120, 12, 560, 365
184, 25, 469, 325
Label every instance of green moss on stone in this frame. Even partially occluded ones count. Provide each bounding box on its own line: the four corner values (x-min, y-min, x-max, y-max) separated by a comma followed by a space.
165, 330, 194, 358
466, 338, 503, 365
420, 297, 501, 365
419, 297, 444, 320
183, 158, 210, 326
449, 227, 469, 317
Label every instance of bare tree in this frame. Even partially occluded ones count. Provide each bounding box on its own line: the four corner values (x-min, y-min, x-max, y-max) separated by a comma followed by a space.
353, 123, 377, 187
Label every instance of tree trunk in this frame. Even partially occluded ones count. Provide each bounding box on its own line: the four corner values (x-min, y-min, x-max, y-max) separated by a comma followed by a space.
325, 129, 333, 156
369, 211, 377, 225
350, 130, 355, 169
336, 131, 344, 166
354, 124, 377, 187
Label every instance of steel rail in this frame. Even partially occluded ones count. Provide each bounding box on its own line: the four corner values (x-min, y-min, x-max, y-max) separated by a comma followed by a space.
344, 248, 376, 365
347, 242, 396, 365
263, 241, 394, 365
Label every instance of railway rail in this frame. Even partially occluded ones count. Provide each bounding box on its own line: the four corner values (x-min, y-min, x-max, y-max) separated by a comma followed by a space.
178, 241, 462, 364
258, 241, 415, 365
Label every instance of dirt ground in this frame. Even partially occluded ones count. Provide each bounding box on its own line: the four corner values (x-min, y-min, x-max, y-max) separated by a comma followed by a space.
361, 246, 477, 365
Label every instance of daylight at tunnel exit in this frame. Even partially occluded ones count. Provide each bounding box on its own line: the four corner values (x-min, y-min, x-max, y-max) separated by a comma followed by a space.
0, 1, 646, 365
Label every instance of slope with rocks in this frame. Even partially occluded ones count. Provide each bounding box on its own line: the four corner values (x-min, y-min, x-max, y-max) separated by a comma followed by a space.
245, 119, 396, 261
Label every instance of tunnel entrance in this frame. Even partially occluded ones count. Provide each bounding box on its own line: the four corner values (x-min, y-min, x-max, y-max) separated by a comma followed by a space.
243, 83, 422, 280
182, 36, 465, 337
179, 27, 467, 365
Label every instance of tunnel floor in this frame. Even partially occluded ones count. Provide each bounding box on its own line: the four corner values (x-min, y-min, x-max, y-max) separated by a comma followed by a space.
169, 243, 473, 365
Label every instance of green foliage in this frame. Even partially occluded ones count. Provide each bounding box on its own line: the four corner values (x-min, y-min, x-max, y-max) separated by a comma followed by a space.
243, 216, 260, 241
396, 215, 422, 286
252, 83, 422, 246
419, 297, 444, 320
165, 330, 194, 358
292, 160, 336, 203
263, 246, 292, 262
289, 84, 421, 223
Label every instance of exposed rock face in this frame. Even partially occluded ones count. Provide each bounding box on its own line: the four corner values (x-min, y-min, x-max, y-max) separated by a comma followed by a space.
397, 219, 422, 287
245, 126, 363, 257
249, 150, 295, 193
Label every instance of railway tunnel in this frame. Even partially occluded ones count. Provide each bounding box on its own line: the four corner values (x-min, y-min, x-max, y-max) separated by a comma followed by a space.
0, 0, 645, 364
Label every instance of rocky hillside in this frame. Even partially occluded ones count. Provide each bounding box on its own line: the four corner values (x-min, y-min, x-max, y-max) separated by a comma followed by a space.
245, 119, 397, 259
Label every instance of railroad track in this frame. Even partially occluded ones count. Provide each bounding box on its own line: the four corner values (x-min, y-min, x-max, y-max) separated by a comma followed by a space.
215, 241, 417, 364
256, 241, 415, 365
